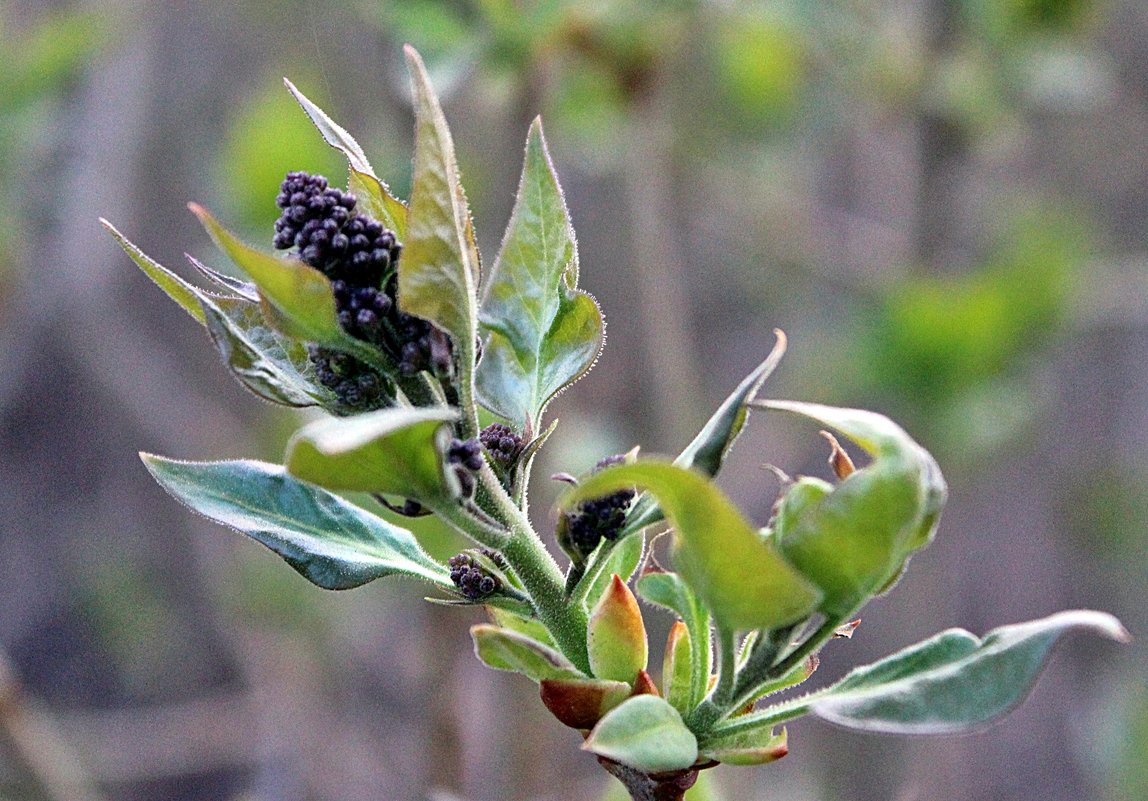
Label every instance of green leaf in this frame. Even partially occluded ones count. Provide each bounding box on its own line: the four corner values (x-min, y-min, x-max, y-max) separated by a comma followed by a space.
285, 407, 457, 501
662, 621, 693, 715
200, 294, 326, 407
583, 695, 699, 773
189, 204, 356, 349
283, 78, 408, 237
561, 462, 822, 633
637, 569, 712, 711
760, 400, 947, 616
140, 455, 449, 590
400, 46, 480, 408
587, 575, 648, 683
576, 530, 646, 613
101, 219, 206, 325
476, 119, 605, 430
471, 624, 585, 682
810, 610, 1129, 734
621, 332, 787, 536
699, 724, 788, 766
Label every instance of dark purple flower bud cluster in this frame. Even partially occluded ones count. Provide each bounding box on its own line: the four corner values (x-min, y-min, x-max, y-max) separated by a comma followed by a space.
308, 345, 390, 413
559, 453, 636, 560
274, 171, 456, 399
448, 553, 500, 601
273, 172, 398, 286
480, 423, 524, 468
447, 438, 484, 497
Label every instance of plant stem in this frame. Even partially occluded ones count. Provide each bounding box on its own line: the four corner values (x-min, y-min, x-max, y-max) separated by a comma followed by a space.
598, 757, 704, 801
685, 625, 737, 732
477, 465, 592, 673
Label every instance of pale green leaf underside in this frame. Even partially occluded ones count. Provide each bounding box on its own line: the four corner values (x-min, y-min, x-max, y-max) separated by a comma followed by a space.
471, 624, 585, 683
201, 295, 325, 407
810, 610, 1128, 734
583, 695, 699, 773
141, 455, 449, 590
562, 462, 822, 632
710, 610, 1128, 739
476, 119, 604, 429
102, 219, 327, 407
285, 407, 457, 501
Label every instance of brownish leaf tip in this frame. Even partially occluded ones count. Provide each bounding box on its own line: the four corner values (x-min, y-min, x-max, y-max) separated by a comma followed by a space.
820, 430, 856, 479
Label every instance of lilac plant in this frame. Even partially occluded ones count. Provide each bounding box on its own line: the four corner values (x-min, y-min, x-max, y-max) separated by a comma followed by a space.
102, 47, 1127, 801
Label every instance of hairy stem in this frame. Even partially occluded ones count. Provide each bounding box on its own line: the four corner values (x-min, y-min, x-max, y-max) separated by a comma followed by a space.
477, 465, 592, 673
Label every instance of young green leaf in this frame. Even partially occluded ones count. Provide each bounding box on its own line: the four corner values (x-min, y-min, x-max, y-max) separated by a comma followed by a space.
140, 455, 450, 590
561, 462, 822, 633
476, 119, 604, 430
400, 46, 480, 432
575, 530, 646, 613
101, 219, 207, 325
283, 78, 407, 236
620, 332, 787, 536
583, 695, 699, 774
471, 624, 585, 683
636, 569, 712, 711
587, 575, 649, 683
809, 610, 1128, 734
760, 400, 947, 617
190, 204, 348, 344
662, 621, 693, 715
285, 407, 457, 501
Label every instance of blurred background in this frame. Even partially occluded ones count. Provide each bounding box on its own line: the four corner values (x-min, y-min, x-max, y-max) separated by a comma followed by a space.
0, 0, 1145, 799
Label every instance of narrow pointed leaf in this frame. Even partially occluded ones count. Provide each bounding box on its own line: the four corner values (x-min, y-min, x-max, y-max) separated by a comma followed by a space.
190, 204, 348, 345
102, 219, 206, 324
282, 78, 407, 235
761, 401, 947, 616
471, 624, 585, 683
662, 621, 693, 715
637, 569, 711, 710
141, 455, 449, 590
810, 610, 1129, 734
621, 332, 787, 536
286, 407, 457, 501
187, 255, 259, 301
400, 46, 479, 368
476, 119, 604, 428
583, 695, 698, 773
562, 462, 821, 632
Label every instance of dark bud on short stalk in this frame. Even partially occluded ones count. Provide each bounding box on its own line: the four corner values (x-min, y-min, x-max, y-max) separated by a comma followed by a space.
448, 553, 501, 601
447, 438, 484, 498
557, 453, 637, 565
